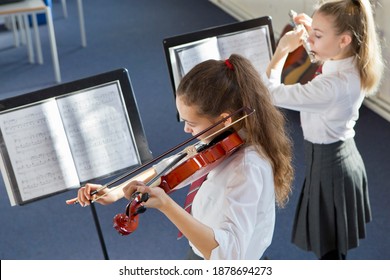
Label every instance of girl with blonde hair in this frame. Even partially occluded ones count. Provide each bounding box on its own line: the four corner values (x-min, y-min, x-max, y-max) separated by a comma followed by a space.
263, 0, 384, 259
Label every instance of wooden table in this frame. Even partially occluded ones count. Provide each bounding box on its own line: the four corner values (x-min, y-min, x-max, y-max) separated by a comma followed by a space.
0, 0, 61, 82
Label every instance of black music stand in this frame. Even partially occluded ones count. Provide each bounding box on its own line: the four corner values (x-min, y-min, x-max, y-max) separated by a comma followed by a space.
0, 68, 153, 259
163, 16, 276, 96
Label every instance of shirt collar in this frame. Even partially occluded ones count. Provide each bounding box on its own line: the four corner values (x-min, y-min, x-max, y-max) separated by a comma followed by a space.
322, 56, 356, 74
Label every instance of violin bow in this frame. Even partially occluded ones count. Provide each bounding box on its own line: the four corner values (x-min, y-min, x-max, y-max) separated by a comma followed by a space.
93, 152, 188, 203
75, 106, 254, 203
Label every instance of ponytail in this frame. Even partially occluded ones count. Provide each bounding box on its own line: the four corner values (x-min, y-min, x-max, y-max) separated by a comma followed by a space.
177, 54, 294, 207
317, 0, 384, 95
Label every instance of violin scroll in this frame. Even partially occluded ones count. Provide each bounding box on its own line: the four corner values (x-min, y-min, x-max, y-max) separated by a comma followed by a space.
113, 192, 149, 235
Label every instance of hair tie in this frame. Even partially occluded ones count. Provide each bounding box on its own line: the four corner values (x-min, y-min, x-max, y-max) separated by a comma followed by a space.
225, 59, 234, 70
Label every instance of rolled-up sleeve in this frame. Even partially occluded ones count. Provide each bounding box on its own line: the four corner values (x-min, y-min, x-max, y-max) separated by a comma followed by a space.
209, 162, 265, 259
190, 148, 275, 260
262, 71, 339, 113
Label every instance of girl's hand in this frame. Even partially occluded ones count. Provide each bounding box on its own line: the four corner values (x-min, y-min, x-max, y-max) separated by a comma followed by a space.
266, 25, 308, 77
292, 12, 312, 32
122, 181, 170, 211
278, 28, 307, 54
66, 183, 120, 206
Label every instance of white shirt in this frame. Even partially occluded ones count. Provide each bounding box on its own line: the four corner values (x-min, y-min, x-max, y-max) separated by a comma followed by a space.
262, 56, 364, 144
190, 145, 275, 260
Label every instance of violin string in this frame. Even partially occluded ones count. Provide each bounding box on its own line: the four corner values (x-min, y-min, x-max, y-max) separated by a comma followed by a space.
90, 143, 202, 203
73, 146, 194, 204
92, 152, 188, 203
90, 143, 198, 196
76, 107, 254, 204
201, 111, 253, 143
91, 109, 254, 203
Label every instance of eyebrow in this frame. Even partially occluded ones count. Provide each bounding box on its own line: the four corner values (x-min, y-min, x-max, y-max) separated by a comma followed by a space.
180, 117, 197, 126
312, 27, 324, 33
179, 116, 187, 123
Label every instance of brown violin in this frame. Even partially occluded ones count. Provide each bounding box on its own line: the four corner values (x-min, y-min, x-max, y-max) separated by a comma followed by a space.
113, 129, 245, 235
68, 107, 254, 235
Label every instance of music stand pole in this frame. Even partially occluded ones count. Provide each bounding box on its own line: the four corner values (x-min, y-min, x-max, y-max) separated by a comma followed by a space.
90, 203, 109, 260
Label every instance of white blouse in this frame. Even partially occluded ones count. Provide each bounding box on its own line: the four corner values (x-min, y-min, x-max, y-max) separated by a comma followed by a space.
262, 56, 364, 144
190, 145, 275, 260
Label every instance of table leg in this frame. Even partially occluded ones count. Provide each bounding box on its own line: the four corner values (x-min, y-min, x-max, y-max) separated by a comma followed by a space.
45, 7, 61, 83
31, 13, 43, 64
77, 0, 87, 47
22, 14, 34, 64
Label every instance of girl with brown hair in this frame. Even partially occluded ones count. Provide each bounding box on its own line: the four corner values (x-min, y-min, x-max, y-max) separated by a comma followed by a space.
69, 54, 294, 260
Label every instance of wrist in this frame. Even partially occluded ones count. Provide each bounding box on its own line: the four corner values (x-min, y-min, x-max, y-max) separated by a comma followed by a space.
275, 45, 290, 58
159, 195, 176, 214
107, 187, 124, 203
266, 48, 288, 77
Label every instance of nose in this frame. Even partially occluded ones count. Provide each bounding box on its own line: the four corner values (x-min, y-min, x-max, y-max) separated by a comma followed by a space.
183, 123, 192, 134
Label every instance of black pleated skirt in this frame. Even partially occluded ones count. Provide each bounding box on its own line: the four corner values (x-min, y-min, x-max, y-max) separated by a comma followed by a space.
291, 139, 372, 258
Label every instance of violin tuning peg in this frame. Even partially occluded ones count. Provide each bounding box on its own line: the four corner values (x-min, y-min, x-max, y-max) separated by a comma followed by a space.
140, 193, 150, 202
131, 191, 140, 200
135, 205, 147, 215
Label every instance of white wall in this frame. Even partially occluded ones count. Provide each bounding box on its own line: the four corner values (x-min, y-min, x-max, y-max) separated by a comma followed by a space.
364, 0, 390, 121
209, 0, 319, 37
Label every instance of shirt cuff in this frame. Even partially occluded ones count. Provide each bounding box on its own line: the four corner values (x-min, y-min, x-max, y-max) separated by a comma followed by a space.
209, 228, 236, 260
268, 68, 283, 85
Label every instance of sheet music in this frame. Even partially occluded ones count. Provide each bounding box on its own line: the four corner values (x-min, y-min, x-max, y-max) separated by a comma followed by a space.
217, 27, 271, 74
176, 38, 221, 76
56, 82, 139, 182
0, 100, 80, 203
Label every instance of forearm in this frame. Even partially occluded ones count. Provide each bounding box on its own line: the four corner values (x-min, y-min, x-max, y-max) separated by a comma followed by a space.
266, 46, 289, 78
160, 197, 218, 259
104, 167, 158, 202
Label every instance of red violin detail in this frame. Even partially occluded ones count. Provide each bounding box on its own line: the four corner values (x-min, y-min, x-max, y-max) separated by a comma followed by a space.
113, 130, 245, 235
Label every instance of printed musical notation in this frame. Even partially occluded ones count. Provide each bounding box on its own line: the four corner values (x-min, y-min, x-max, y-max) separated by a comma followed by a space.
176, 26, 271, 78
57, 83, 139, 182
177, 38, 220, 76
14, 150, 58, 171
0, 100, 80, 203
0, 81, 140, 205
19, 171, 66, 197
2, 115, 47, 135
218, 27, 271, 74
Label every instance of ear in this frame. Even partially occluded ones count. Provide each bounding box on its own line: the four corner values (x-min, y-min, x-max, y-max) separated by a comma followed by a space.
220, 112, 232, 127
339, 33, 352, 49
